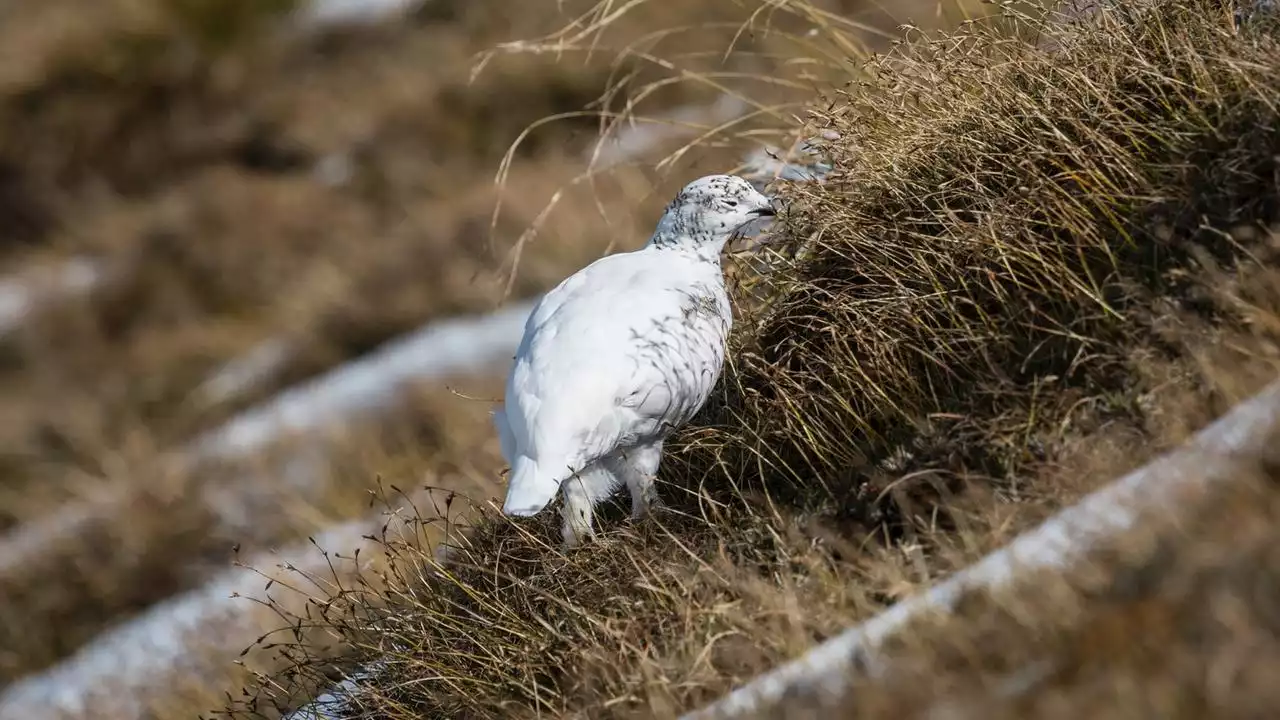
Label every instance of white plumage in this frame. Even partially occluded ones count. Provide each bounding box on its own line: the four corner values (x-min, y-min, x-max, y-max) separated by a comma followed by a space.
493, 174, 777, 547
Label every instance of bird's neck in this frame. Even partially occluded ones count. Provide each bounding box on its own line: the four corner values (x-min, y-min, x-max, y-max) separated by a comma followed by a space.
646, 216, 728, 262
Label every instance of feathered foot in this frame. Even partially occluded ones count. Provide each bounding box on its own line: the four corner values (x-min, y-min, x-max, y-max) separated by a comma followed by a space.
558, 465, 620, 549
626, 472, 665, 520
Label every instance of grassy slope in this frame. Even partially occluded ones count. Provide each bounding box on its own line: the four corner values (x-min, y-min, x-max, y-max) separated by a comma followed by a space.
227, 1, 1280, 718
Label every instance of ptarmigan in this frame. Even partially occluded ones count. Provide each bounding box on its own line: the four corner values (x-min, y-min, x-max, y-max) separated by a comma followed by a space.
493, 174, 776, 547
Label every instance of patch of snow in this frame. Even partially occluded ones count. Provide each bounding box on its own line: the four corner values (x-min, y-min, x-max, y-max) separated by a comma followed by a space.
297, 0, 424, 29
285, 659, 388, 720
0, 501, 99, 579
739, 136, 834, 189
188, 300, 533, 461
0, 257, 104, 340
313, 151, 357, 188
192, 336, 297, 411
1236, 0, 1278, 27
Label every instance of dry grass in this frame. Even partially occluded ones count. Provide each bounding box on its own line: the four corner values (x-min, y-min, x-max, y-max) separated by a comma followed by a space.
219, 1, 1280, 718
696, 0, 1280, 529
744, 366, 1280, 720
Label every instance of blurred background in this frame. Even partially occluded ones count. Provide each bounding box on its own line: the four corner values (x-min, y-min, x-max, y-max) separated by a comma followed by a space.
0, 0, 976, 716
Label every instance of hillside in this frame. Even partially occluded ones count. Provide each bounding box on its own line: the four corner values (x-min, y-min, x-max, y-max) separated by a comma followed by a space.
0, 0, 1277, 718
0, 0, 964, 718
226, 1, 1280, 718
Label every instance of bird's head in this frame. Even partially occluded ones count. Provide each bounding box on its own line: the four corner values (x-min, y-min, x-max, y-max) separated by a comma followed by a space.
647, 174, 776, 253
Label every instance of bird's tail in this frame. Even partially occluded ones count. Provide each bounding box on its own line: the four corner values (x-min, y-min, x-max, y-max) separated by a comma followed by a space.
502, 456, 562, 516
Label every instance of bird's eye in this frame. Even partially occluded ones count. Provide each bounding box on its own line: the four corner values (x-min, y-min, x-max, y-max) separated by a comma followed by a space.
725, 200, 738, 208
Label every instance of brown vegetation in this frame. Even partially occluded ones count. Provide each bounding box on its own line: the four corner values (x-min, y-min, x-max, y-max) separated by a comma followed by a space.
6, 0, 1276, 717
220, 1, 1280, 718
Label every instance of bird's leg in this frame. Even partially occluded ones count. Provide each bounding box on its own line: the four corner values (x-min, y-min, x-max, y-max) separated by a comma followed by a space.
608, 441, 666, 520
559, 464, 621, 548
626, 471, 663, 520
560, 475, 596, 549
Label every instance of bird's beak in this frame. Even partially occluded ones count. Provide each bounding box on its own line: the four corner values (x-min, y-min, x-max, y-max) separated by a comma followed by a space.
752, 204, 777, 218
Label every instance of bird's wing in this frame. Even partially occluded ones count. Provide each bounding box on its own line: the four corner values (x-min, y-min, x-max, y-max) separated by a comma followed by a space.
504, 250, 729, 480
613, 280, 730, 432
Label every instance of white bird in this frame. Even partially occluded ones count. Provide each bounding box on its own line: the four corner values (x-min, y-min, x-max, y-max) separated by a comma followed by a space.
493, 174, 777, 547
